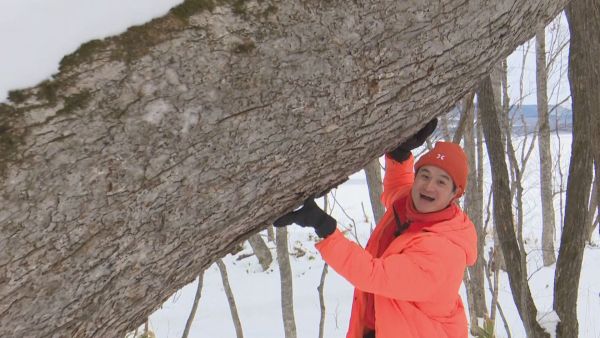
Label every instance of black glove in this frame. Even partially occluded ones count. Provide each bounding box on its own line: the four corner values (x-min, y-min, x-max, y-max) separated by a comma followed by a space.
274, 198, 337, 238
387, 118, 438, 162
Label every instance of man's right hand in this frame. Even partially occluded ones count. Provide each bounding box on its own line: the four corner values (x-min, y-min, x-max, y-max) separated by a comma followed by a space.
387, 118, 438, 162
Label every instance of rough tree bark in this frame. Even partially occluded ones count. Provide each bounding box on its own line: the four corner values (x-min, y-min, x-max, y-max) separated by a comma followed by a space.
535, 25, 557, 266
554, 0, 598, 336
479, 75, 550, 338
0, 0, 570, 336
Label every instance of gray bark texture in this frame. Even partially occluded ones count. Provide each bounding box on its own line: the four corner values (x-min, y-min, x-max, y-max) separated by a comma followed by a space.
535, 26, 557, 266
479, 75, 550, 338
554, 0, 598, 336
0, 0, 569, 337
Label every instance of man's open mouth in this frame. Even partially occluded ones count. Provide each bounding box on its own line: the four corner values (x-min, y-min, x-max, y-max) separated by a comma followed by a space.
420, 194, 435, 202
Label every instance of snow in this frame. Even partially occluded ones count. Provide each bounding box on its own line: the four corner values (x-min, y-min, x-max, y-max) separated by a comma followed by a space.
0, 0, 183, 102
1, 2, 594, 338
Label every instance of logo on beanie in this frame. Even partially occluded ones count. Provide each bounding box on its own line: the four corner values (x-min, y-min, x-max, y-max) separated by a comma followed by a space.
436, 153, 446, 160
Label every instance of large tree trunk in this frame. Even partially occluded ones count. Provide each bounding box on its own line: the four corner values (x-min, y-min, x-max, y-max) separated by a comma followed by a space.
536, 25, 558, 267
554, 0, 598, 336
0, 1, 570, 337
479, 75, 550, 338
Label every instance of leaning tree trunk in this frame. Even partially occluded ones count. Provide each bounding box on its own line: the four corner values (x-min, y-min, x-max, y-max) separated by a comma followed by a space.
554, 0, 598, 336
0, 0, 570, 337
479, 75, 550, 338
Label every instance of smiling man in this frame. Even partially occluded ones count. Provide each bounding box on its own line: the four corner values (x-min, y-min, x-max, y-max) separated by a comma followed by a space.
274, 119, 477, 338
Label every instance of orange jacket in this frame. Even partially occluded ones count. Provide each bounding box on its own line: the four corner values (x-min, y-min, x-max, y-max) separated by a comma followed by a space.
315, 154, 477, 338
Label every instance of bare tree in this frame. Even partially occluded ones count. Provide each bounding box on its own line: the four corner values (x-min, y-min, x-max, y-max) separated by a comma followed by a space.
181, 272, 204, 338
216, 259, 244, 338
317, 263, 329, 338
479, 75, 550, 338
0, 0, 572, 336
461, 93, 488, 333
553, 0, 598, 336
536, 25, 558, 266
364, 159, 385, 223
247, 233, 273, 271
276, 227, 297, 338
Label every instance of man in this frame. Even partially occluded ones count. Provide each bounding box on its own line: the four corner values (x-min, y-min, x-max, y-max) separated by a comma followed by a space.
274, 119, 477, 338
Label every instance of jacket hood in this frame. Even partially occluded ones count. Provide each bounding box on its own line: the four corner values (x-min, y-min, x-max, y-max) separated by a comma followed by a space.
396, 195, 478, 265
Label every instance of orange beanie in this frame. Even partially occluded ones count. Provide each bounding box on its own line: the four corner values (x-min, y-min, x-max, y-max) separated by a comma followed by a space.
414, 141, 468, 196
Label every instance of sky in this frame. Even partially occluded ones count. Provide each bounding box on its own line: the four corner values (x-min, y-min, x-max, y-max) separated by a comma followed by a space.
0, 0, 182, 102
0, 0, 571, 107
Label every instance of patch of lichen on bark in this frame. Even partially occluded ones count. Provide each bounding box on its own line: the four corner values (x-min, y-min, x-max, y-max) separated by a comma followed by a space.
0, 89, 91, 176
58, 15, 186, 72
0, 104, 25, 177
57, 91, 92, 116
7, 90, 30, 105
57, 0, 257, 71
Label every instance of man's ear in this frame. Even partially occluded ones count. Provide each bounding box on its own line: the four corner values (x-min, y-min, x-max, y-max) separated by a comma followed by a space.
453, 187, 463, 200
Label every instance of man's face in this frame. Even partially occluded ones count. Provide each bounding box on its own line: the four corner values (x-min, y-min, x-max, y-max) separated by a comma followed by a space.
411, 165, 459, 213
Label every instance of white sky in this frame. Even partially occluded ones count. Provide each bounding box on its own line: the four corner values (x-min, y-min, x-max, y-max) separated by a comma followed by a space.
0, 1, 571, 107
0, 0, 182, 102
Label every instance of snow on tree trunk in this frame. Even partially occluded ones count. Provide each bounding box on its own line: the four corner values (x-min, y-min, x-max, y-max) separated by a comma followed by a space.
0, 0, 569, 337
